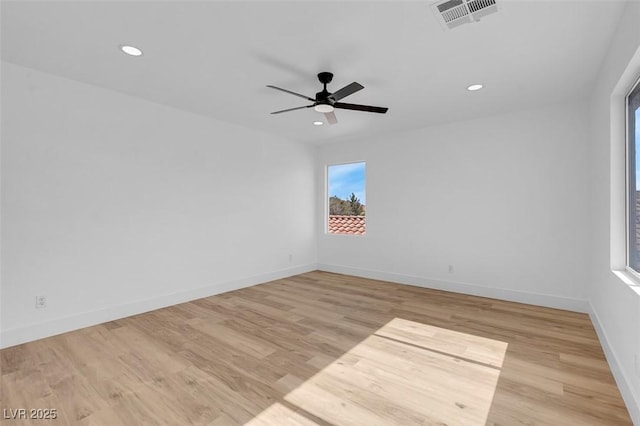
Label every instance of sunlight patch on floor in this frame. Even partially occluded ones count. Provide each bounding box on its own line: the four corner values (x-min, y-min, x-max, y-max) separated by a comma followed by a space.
248, 318, 508, 425
244, 402, 317, 426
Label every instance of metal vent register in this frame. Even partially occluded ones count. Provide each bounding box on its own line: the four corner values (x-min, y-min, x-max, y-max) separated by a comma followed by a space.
431, 0, 499, 30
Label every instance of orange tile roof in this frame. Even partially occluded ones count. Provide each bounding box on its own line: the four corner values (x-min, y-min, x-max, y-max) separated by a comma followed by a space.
329, 215, 366, 235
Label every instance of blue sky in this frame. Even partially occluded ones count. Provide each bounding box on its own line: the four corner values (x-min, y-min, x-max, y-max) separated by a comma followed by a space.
328, 162, 366, 204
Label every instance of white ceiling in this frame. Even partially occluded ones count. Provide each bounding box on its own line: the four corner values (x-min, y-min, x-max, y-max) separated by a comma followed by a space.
1, 1, 626, 144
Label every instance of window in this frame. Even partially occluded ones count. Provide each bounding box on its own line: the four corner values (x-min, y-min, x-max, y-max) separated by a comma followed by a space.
327, 162, 366, 235
627, 77, 640, 273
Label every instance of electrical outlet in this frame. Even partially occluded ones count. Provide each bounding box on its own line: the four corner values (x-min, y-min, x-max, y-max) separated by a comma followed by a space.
35, 295, 46, 309
448, 265, 454, 273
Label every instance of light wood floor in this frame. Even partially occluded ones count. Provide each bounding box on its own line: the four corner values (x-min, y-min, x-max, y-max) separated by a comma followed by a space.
0, 271, 632, 425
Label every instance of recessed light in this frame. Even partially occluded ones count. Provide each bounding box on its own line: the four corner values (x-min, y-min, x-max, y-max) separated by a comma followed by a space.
120, 45, 143, 56
467, 84, 484, 91
313, 121, 323, 126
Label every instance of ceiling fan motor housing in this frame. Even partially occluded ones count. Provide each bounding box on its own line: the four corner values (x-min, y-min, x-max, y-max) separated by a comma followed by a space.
316, 90, 334, 104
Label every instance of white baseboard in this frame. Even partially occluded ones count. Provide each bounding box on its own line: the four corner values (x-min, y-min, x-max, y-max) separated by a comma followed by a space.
1, 262, 588, 342
0, 264, 317, 349
316, 263, 589, 313
589, 304, 640, 425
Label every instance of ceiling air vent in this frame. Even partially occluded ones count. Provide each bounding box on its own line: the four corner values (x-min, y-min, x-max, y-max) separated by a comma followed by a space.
431, 0, 499, 30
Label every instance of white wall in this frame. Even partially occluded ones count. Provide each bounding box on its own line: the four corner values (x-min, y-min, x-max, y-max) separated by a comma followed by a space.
0, 62, 317, 348
587, 1, 640, 422
316, 101, 590, 311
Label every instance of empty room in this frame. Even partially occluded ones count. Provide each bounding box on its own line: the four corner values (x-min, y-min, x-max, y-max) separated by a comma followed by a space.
2, 0, 640, 424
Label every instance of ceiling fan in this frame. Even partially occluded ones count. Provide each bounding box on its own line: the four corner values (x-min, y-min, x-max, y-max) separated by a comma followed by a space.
267, 72, 388, 125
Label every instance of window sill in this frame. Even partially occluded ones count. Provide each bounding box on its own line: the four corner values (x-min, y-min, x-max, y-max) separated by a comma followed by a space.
612, 270, 640, 296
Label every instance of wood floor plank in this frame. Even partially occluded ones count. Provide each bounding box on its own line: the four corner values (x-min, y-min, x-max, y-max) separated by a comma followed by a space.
0, 271, 632, 425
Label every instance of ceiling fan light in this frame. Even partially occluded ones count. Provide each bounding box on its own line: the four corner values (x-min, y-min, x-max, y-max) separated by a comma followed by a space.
314, 104, 334, 113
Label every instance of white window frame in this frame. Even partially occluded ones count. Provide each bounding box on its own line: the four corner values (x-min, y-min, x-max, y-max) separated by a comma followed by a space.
625, 75, 640, 279
326, 161, 367, 236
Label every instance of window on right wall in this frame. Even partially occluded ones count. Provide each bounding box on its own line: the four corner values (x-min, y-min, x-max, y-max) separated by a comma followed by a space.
327, 162, 366, 236
627, 77, 640, 274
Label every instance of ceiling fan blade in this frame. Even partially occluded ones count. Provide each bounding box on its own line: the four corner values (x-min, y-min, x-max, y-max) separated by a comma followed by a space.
334, 102, 388, 114
324, 111, 338, 125
270, 105, 314, 114
330, 82, 364, 101
266, 85, 315, 101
